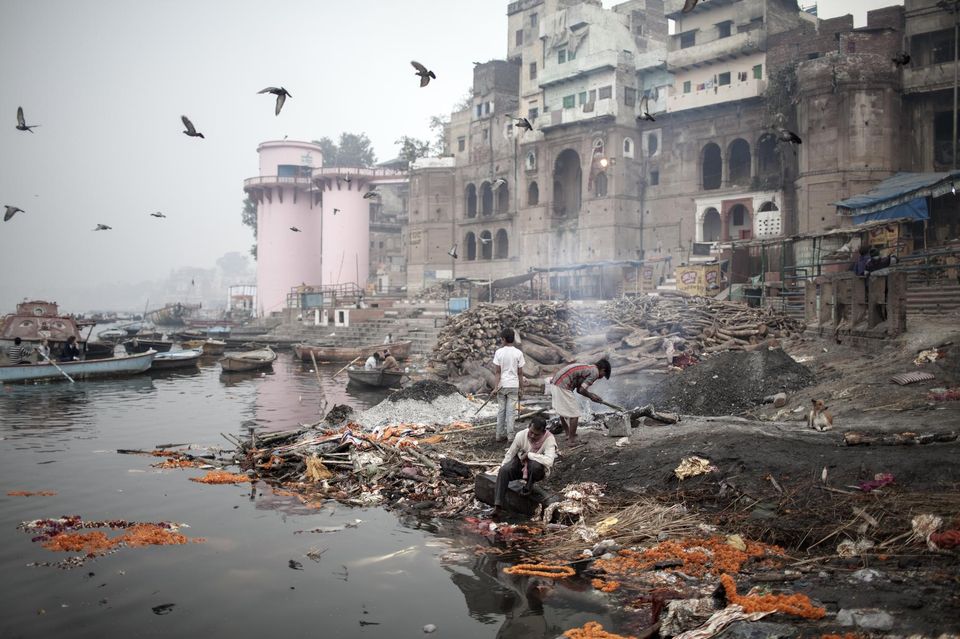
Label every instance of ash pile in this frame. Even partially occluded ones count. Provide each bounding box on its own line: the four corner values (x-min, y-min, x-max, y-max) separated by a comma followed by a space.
356, 380, 496, 430
644, 348, 816, 415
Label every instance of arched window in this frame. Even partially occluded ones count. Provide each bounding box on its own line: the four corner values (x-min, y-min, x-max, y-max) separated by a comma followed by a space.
594, 172, 608, 197
525, 151, 537, 171
480, 182, 493, 216
496, 180, 509, 214
647, 132, 659, 157
758, 201, 779, 212
553, 149, 582, 219
623, 137, 634, 158
528, 181, 539, 206
593, 138, 605, 158
702, 143, 722, 190
465, 184, 477, 218
757, 134, 780, 177
727, 138, 751, 186
495, 229, 508, 259
465, 232, 477, 261
702, 208, 721, 242
480, 230, 493, 260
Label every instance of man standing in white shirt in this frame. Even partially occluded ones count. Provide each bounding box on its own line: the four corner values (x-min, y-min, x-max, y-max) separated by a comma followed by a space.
492, 328, 525, 442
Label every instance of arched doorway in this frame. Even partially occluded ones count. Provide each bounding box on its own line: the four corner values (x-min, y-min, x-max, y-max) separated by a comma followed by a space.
495, 229, 508, 259
479, 230, 493, 260
729, 204, 752, 240
594, 172, 608, 197
496, 180, 509, 214
465, 184, 477, 218
727, 139, 751, 186
553, 149, 582, 219
480, 182, 493, 216
702, 143, 722, 190
757, 134, 780, 178
465, 232, 477, 260
702, 208, 721, 242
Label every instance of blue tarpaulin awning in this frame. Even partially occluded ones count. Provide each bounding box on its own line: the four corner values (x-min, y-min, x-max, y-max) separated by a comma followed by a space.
835, 171, 960, 222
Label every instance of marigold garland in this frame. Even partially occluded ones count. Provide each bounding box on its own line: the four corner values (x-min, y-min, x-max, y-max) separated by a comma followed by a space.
591, 578, 621, 592
7, 490, 56, 496
720, 573, 825, 619
153, 459, 205, 469
189, 470, 252, 484
594, 536, 785, 579
504, 563, 576, 579
563, 621, 636, 639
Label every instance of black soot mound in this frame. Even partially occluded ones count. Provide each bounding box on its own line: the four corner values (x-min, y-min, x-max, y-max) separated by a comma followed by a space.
645, 348, 815, 416
388, 379, 460, 403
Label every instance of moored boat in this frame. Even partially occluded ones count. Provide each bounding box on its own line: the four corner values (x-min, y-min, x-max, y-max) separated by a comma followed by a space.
150, 348, 202, 370
123, 338, 174, 354
180, 339, 227, 356
293, 340, 411, 363
220, 347, 277, 372
0, 351, 156, 384
346, 367, 405, 388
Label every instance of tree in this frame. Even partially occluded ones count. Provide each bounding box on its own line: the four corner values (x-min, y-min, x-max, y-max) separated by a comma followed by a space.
241, 195, 257, 260
428, 115, 449, 156
311, 132, 377, 167
395, 136, 433, 169
313, 137, 339, 167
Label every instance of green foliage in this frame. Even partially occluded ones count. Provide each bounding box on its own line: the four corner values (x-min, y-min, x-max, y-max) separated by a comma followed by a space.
428, 115, 449, 156
764, 62, 799, 126
395, 136, 433, 168
312, 132, 377, 167
241, 195, 257, 260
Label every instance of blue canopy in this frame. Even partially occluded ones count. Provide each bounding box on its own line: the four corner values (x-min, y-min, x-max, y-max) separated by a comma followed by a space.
835, 171, 960, 223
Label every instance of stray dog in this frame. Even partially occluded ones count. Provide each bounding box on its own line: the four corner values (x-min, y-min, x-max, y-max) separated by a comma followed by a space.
808, 399, 833, 431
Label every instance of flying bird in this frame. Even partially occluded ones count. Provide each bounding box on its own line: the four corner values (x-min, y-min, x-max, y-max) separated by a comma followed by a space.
341, 175, 352, 184
638, 96, 656, 122
447, 244, 458, 259
492, 177, 507, 189
333, 208, 341, 215
4, 205, 24, 221
512, 117, 533, 132
411, 60, 436, 87
682, 0, 700, 13
772, 125, 802, 145
150, 211, 166, 218
16, 106, 40, 132
290, 226, 301, 232
363, 190, 379, 199
93, 224, 112, 231
181, 115, 204, 139
258, 87, 292, 115
892, 52, 911, 67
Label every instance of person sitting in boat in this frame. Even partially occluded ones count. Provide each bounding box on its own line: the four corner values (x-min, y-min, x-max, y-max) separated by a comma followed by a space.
380, 350, 399, 372
364, 352, 381, 371
5, 338, 30, 365
36, 339, 51, 362
60, 336, 81, 362
383, 333, 393, 344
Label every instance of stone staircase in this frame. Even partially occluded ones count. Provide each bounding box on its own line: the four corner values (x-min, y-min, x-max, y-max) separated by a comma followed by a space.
905, 272, 960, 316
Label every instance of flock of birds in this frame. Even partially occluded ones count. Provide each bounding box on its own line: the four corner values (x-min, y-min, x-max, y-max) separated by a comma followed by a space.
6, 3, 919, 232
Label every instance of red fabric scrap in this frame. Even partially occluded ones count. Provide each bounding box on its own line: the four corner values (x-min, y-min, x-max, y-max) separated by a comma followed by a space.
930, 530, 960, 549
858, 473, 894, 492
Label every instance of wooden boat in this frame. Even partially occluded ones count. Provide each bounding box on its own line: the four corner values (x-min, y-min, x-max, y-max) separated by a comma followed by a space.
180, 339, 227, 356
346, 367, 405, 388
293, 340, 412, 363
150, 348, 202, 370
123, 338, 173, 354
220, 347, 277, 372
0, 351, 156, 384
84, 342, 116, 360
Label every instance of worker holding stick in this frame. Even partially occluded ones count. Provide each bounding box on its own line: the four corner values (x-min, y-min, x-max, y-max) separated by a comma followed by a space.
549, 359, 612, 445
491, 328, 525, 442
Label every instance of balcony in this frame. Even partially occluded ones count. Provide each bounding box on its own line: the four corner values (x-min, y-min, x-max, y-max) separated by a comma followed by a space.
541, 99, 617, 131
903, 64, 957, 94
538, 49, 630, 88
667, 30, 765, 72
243, 176, 313, 190
667, 77, 766, 113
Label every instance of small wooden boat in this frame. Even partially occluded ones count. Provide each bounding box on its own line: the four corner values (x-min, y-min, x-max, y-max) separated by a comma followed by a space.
83, 342, 117, 360
0, 351, 156, 384
181, 339, 227, 356
293, 340, 412, 363
220, 347, 277, 372
346, 367, 405, 388
150, 348, 202, 370
123, 338, 173, 354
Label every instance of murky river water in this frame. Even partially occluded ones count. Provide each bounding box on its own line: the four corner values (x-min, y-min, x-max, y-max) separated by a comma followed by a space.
0, 354, 615, 638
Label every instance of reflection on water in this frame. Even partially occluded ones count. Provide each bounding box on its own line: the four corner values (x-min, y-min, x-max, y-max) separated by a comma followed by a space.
0, 352, 618, 639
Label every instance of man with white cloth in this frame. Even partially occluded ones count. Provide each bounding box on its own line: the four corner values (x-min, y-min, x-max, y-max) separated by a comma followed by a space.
549, 359, 612, 444
492, 416, 556, 518
492, 328, 525, 442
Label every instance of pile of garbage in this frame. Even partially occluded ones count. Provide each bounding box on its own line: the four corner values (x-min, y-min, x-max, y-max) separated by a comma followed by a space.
355, 380, 497, 430
644, 349, 816, 415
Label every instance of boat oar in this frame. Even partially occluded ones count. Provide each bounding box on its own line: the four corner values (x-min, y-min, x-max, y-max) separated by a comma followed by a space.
332, 355, 363, 378
40, 351, 75, 384
309, 351, 323, 386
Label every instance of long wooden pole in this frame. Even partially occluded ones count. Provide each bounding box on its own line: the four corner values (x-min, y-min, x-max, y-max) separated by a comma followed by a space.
40, 351, 75, 384
332, 355, 363, 378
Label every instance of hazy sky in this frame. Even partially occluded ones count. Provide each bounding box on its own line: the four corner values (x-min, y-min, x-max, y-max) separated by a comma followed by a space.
0, 0, 903, 311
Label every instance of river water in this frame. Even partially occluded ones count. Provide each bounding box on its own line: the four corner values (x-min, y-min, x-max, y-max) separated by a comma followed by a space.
0, 354, 617, 638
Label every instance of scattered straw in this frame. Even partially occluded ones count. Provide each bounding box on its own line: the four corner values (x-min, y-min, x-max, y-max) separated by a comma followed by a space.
720, 573, 825, 619
564, 621, 636, 639
189, 470, 251, 484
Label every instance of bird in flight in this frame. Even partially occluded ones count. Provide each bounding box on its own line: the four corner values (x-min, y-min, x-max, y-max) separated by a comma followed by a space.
333, 208, 341, 215
772, 125, 802, 145
290, 226, 302, 232
341, 175, 352, 184
258, 87, 292, 116
492, 177, 507, 189
638, 96, 656, 122
181, 115, 204, 138
512, 117, 533, 132
16, 106, 40, 132
150, 211, 166, 218
411, 60, 436, 87
682, 0, 700, 13
892, 52, 911, 67
4, 205, 24, 221
93, 224, 112, 231
363, 190, 379, 199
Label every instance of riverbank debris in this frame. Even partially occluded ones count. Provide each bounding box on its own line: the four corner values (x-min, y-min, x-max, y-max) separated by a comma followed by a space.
7, 490, 57, 497
563, 621, 637, 639
503, 563, 575, 579
189, 470, 252, 484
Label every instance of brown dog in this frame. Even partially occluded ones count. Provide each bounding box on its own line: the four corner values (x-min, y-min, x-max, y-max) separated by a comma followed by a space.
808, 399, 833, 431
